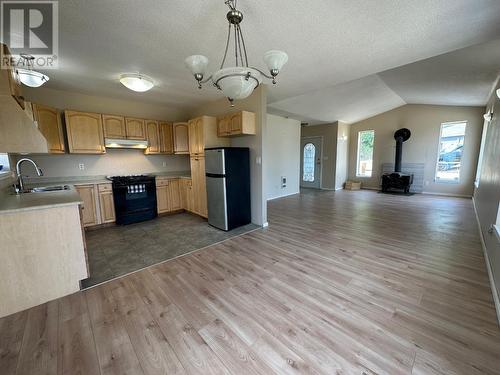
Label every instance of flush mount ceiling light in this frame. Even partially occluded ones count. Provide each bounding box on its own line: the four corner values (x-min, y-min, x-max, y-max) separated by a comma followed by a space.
16, 54, 49, 87
483, 111, 493, 122
185, 0, 288, 105
119, 73, 154, 92
497, 88, 500, 99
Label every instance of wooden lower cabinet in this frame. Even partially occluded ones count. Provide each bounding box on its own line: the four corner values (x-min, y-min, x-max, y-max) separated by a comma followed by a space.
98, 188, 115, 223
156, 178, 182, 214
190, 156, 207, 218
76, 183, 116, 227
75, 185, 98, 227
180, 178, 194, 212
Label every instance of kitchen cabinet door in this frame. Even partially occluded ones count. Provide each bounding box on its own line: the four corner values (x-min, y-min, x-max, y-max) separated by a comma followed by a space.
33, 103, 65, 153
65, 111, 105, 154
188, 117, 205, 155
2, 44, 24, 109
168, 179, 182, 211
99, 191, 115, 223
173, 122, 189, 154
76, 185, 98, 227
230, 112, 242, 134
217, 115, 231, 136
159, 121, 174, 154
190, 156, 207, 218
103, 115, 126, 139
98, 184, 115, 223
156, 185, 170, 214
125, 118, 146, 140
145, 120, 160, 154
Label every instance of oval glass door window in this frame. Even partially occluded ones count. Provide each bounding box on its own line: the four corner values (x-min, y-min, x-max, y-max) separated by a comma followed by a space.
303, 143, 315, 182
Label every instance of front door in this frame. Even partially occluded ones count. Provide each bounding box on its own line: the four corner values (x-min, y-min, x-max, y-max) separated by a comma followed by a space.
300, 137, 322, 189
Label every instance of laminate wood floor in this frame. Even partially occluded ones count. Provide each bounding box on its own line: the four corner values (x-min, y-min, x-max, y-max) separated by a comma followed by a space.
1, 189, 499, 375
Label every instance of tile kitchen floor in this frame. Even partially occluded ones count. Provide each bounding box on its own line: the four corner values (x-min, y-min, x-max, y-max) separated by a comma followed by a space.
81, 212, 258, 288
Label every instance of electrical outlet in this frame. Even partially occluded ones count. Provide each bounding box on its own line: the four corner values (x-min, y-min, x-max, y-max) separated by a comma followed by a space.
78, 163, 85, 170
281, 176, 287, 188
162, 161, 167, 167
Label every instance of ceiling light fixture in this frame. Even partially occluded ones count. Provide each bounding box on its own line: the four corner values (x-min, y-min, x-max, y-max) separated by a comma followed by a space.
497, 88, 500, 99
119, 73, 154, 92
483, 111, 493, 122
185, 0, 288, 105
16, 54, 49, 87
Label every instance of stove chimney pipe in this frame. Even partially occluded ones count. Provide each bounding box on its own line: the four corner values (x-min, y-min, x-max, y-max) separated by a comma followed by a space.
393, 128, 411, 173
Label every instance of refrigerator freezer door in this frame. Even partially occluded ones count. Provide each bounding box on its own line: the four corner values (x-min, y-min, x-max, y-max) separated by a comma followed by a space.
206, 176, 228, 230
205, 149, 226, 175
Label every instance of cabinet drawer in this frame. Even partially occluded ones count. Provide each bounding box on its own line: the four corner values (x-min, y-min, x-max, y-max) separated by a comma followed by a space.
98, 183, 112, 192
156, 178, 172, 187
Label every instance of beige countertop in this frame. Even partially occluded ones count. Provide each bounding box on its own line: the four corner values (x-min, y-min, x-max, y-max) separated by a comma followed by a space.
0, 184, 83, 215
0, 171, 192, 214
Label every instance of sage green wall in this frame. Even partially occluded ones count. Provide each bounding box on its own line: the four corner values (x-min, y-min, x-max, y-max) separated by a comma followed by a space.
348, 104, 484, 196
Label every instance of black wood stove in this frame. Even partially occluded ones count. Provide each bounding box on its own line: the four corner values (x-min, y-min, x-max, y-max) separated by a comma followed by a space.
381, 128, 414, 194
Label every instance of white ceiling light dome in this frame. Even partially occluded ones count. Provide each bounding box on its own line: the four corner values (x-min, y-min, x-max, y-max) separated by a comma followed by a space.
16, 54, 49, 88
16, 68, 49, 87
185, 0, 288, 104
120, 73, 154, 92
497, 88, 500, 99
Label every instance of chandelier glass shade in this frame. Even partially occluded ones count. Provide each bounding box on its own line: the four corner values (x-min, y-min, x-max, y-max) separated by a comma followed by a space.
185, 0, 288, 104
16, 55, 49, 87
497, 88, 500, 99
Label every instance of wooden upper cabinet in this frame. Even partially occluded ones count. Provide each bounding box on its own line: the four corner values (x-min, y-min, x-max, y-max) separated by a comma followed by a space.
1, 44, 24, 109
125, 117, 146, 140
102, 115, 126, 139
64, 111, 105, 154
188, 117, 205, 155
173, 122, 189, 154
217, 115, 231, 137
33, 104, 65, 153
217, 111, 256, 137
145, 120, 160, 154
159, 121, 174, 154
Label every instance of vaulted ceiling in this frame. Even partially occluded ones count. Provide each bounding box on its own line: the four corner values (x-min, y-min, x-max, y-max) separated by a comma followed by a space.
16, 0, 500, 121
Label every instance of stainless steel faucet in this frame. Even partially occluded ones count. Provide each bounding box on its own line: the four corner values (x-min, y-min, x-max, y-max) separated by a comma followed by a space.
15, 158, 43, 193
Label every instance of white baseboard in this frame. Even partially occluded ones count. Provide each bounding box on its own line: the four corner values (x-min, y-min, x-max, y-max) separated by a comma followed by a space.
422, 191, 471, 198
267, 191, 299, 201
472, 197, 500, 325
361, 186, 380, 191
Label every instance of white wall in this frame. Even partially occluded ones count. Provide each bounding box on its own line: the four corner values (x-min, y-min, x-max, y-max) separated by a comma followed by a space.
10, 150, 190, 178
335, 121, 350, 190
266, 114, 300, 200
473, 79, 500, 320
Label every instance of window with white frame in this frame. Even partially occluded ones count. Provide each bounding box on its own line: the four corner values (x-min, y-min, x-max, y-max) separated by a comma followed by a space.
356, 130, 374, 177
435, 122, 466, 183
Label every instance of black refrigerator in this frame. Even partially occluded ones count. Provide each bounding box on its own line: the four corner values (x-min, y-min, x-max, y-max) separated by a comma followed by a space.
205, 147, 251, 231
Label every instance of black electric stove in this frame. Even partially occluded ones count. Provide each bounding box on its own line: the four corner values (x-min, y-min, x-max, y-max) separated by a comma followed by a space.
107, 175, 157, 225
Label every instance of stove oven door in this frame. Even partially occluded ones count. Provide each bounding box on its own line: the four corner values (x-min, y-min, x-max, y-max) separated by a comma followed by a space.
112, 180, 157, 225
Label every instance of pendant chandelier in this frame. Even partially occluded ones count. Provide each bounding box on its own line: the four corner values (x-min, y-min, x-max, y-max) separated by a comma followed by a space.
185, 0, 288, 105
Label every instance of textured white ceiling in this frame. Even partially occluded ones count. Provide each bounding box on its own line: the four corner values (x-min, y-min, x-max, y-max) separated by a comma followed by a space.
269, 38, 500, 123
10, 0, 500, 117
